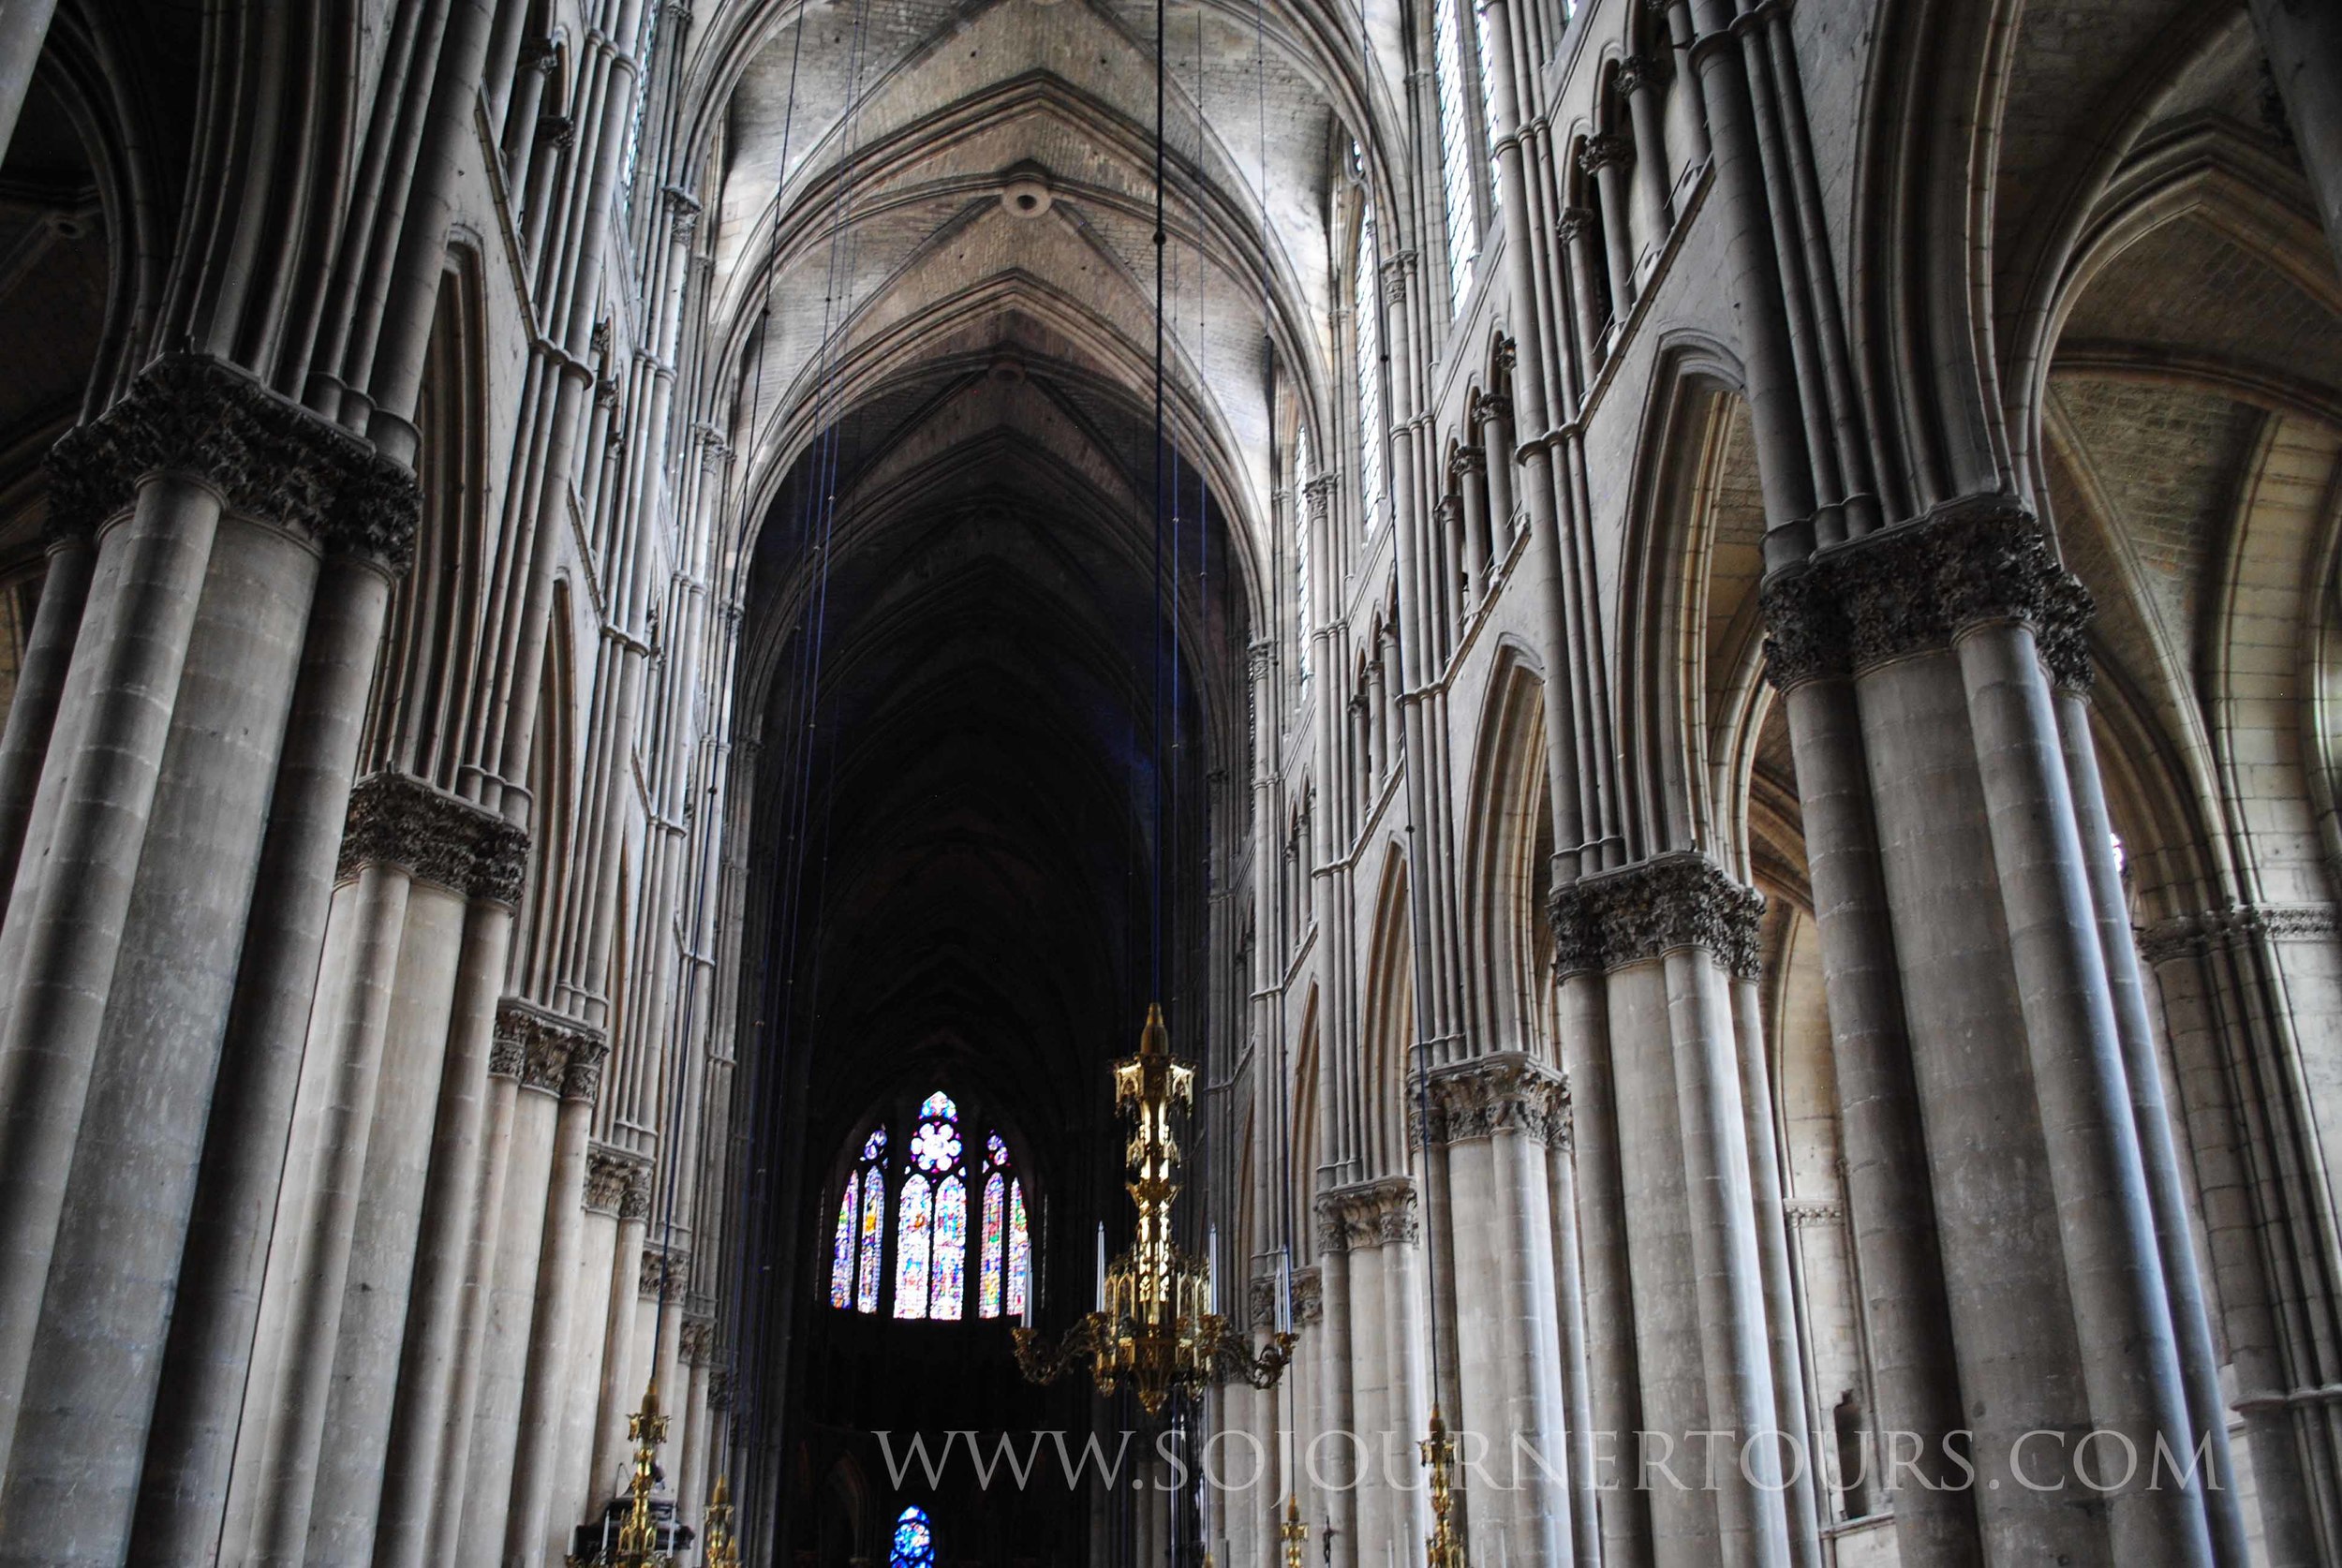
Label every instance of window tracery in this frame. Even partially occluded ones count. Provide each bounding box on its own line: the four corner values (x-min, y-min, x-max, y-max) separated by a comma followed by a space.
828, 1091, 1028, 1322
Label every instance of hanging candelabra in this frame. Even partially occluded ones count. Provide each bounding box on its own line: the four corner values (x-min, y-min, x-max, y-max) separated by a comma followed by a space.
1281, 1496, 1309, 1568
1421, 1409, 1467, 1568
1013, 1004, 1295, 1413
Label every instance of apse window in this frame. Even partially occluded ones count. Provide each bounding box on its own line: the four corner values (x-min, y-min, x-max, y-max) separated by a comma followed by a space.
891, 1506, 939, 1568
828, 1091, 1029, 1321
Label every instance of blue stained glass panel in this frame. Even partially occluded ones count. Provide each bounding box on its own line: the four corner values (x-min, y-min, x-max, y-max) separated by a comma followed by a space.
933, 1176, 967, 1320
891, 1506, 937, 1568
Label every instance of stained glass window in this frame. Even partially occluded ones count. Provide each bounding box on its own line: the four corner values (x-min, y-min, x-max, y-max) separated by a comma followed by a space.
891, 1506, 937, 1568
933, 1176, 968, 1320
857, 1166, 885, 1313
829, 1097, 1030, 1320
895, 1173, 934, 1319
1007, 1179, 1030, 1318
831, 1172, 859, 1309
980, 1170, 1007, 1317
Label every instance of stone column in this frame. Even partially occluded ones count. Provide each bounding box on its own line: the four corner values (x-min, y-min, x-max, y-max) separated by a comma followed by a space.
128, 540, 406, 1562
1554, 210, 1605, 381
1540, 1101, 1603, 1568
0, 408, 225, 1490
1552, 854, 1790, 1568
506, 1028, 611, 1564
370, 898, 526, 1568
1760, 499, 2213, 1564
2138, 911, 2330, 1567
1576, 136, 1638, 327
1546, 966, 1647, 1568
2053, 667, 2249, 1566
0, 509, 318, 1568
0, 529, 93, 889
1418, 1057, 1571, 1568
0, 0, 60, 163
1617, 56, 1675, 260
1311, 1231, 1358, 1568
224, 771, 524, 1567
1756, 584, 1978, 1568
456, 1000, 578, 1554
1453, 449, 1489, 612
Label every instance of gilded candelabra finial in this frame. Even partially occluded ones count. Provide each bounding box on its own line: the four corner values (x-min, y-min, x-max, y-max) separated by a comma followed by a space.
1281, 1495, 1309, 1568
1013, 1004, 1295, 1413
1422, 1408, 1466, 1568
615, 1379, 673, 1567
704, 1472, 739, 1568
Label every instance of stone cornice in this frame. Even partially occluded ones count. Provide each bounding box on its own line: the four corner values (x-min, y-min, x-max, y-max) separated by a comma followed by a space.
338, 771, 530, 904
1411, 1051, 1569, 1147
1314, 1176, 1419, 1252
1548, 851, 1763, 978
45, 353, 420, 570
1758, 496, 2094, 691
2137, 902, 2337, 965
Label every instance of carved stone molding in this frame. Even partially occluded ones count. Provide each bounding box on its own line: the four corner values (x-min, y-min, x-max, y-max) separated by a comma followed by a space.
339, 770, 529, 904
1758, 496, 2094, 692
1616, 53, 1668, 96
1248, 1273, 1279, 1330
1555, 205, 1596, 244
1412, 1052, 1569, 1148
1783, 1198, 1845, 1229
1578, 133, 1635, 174
642, 1245, 691, 1302
1302, 473, 1337, 521
45, 353, 421, 568
1548, 851, 1763, 979
706, 1369, 734, 1410
493, 998, 608, 1103
1449, 444, 1487, 481
1292, 1265, 1324, 1325
2137, 903, 2339, 965
680, 1315, 718, 1367
586, 1144, 648, 1215
1471, 391, 1513, 430
1315, 1176, 1419, 1252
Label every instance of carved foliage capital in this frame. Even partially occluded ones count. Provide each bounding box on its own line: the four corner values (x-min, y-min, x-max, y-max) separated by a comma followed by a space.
1578, 133, 1635, 174
2137, 902, 2337, 964
1759, 498, 2094, 691
1315, 1176, 1419, 1252
586, 1144, 649, 1214
494, 998, 608, 1104
339, 771, 530, 903
1412, 1052, 1568, 1147
1548, 851, 1762, 978
642, 1245, 691, 1301
45, 354, 420, 568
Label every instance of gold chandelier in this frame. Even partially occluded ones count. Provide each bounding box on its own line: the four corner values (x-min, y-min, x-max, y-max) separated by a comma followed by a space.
1014, 1004, 1295, 1413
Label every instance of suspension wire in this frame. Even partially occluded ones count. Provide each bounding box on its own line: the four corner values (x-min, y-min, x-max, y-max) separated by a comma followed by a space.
704, 0, 876, 1536
1149, 0, 1168, 1017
